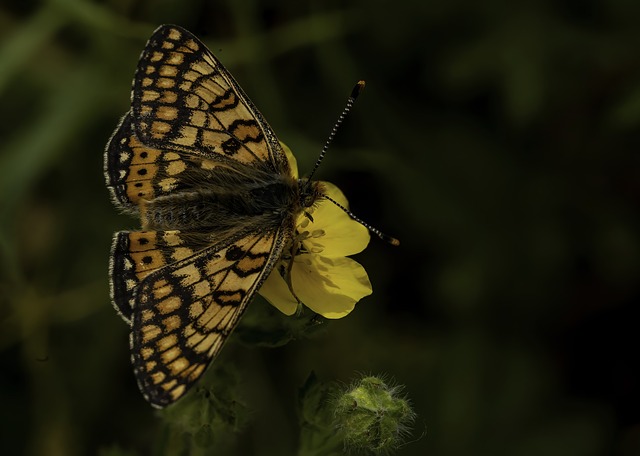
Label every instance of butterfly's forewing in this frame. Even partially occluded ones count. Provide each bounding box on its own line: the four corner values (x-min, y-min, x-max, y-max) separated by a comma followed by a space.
131, 25, 288, 173
130, 229, 287, 407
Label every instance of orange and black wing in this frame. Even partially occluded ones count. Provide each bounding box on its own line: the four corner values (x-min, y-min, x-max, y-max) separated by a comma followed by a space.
127, 228, 288, 408
104, 111, 256, 211
130, 25, 289, 173
109, 228, 206, 323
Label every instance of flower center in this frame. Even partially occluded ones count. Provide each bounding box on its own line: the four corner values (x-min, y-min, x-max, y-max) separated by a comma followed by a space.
296, 218, 326, 254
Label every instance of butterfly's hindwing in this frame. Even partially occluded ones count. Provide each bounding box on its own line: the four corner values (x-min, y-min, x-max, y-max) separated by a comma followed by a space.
105, 112, 192, 209
110, 229, 200, 323
130, 228, 287, 407
104, 111, 261, 211
131, 25, 287, 173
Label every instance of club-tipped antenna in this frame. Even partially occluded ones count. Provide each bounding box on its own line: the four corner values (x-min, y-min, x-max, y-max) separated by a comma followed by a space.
304, 80, 399, 246
304, 80, 366, 187
323, 194, 400, 246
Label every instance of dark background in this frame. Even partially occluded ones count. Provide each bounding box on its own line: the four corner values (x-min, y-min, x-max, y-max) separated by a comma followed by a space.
1, 0, 639, 455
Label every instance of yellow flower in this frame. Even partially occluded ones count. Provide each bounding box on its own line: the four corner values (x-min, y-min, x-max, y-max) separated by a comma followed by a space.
259, 144, 372, 319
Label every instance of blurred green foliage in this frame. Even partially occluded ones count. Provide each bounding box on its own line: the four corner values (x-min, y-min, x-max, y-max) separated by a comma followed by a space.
1, 0, 639, 455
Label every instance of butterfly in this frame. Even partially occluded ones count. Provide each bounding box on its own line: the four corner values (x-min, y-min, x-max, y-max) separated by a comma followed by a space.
103, 24, 365, 408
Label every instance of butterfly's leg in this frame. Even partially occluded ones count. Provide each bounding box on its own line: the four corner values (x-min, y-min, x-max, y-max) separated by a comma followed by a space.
283, 239, 303, 309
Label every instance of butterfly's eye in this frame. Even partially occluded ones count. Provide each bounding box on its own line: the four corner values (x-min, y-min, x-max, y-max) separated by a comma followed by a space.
301, 193, 315, 208
299, 180, 323, 209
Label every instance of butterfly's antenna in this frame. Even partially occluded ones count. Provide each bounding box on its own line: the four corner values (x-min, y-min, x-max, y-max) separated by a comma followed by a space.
302, 80, 399, 246
323, 194, 400, 246
304, 80, 366, 186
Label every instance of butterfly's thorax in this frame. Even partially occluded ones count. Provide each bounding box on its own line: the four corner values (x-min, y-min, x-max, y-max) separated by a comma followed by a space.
140, 173, 302, 234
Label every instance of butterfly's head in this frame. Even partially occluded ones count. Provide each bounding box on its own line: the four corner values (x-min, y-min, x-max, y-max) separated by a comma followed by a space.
298, 179, 324, 210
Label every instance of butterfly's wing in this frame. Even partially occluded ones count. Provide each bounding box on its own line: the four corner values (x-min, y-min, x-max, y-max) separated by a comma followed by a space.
129, 227, 288, 408
105, 112, 181, 211
104, 111, 254, 212
130, 24, 288, 173
105, 24, 292, 211
110, 229, 207, 323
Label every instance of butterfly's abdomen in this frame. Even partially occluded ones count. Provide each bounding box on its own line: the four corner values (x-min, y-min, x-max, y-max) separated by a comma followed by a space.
140, 178, 299, 233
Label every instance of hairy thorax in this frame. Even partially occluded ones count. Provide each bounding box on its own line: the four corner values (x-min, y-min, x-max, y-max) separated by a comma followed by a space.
140, 175, 308, 234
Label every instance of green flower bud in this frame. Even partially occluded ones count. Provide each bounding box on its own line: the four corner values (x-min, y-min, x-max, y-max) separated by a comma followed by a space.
333, 376, 415, 454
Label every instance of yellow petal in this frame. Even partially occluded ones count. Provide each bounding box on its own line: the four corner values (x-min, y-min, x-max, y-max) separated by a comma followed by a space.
259, 269, 298, 316
321, 181, 348, 207
280, 142, 298, 179
292, 255, 372, 319
299, 181, 370, 257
